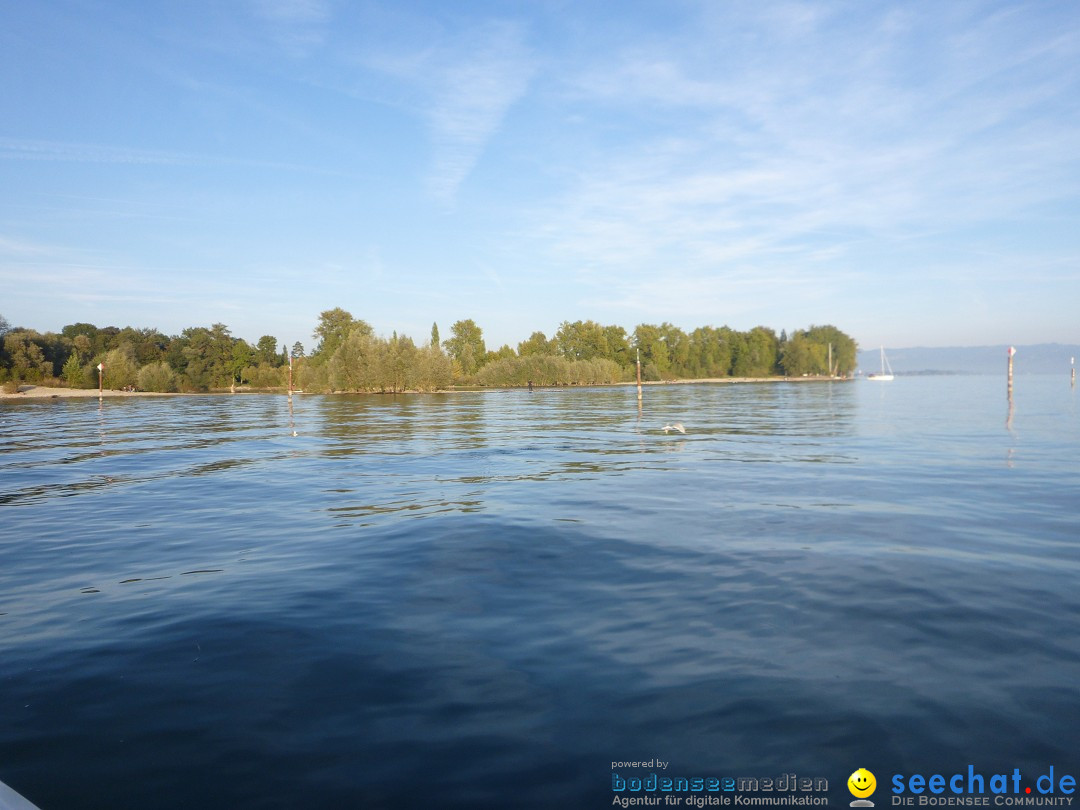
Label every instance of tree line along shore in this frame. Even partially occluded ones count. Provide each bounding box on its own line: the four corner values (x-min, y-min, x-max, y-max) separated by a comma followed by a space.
0, 310, 857, 395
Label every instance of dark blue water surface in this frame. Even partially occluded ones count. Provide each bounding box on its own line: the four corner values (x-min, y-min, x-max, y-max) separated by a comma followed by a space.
1, 378, 1078, 809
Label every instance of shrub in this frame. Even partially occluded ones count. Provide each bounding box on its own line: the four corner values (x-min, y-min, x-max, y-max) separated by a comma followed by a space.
102, 345, 138, 389
62, 353, 85, 387
475, 354, 624, 387
243, 364, 287, 389
137, 362, 178, 393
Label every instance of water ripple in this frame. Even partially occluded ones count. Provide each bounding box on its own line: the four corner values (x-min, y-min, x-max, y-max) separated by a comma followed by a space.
1, 379, 1078, 809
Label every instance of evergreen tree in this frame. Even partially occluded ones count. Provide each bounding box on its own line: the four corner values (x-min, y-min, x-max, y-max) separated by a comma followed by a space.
256, 335, 278, 366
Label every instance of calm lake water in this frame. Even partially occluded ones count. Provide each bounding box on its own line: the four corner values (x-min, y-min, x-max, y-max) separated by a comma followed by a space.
1, 377, 1078, 809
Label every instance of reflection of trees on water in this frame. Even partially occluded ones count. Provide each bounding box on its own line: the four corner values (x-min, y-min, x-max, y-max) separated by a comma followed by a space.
301, 383, 860, 526
1, 381, 860, 528
313, 392, 486, 456
309, 382, 858, 457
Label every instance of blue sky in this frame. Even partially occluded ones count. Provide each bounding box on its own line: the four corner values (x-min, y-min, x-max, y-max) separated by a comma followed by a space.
2, 1, 1078, 352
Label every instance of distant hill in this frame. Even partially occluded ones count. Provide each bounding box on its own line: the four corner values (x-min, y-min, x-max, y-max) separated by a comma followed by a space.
857, 343, 1080, 375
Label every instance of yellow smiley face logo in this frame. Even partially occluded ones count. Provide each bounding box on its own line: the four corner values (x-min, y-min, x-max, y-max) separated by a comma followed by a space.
848, 768, 877, 798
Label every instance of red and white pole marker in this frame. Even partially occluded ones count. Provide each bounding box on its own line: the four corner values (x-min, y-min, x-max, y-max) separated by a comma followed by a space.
97, 362, 104, 399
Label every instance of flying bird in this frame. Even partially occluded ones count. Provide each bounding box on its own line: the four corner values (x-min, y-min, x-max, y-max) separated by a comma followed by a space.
662, 423, 686, 434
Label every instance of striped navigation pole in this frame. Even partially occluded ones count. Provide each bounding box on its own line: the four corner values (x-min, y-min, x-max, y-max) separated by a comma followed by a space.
1007, 346, 1015, 395
1072, 357, 1076, 388
97, 361, 104, 401
288, 354, 293, 399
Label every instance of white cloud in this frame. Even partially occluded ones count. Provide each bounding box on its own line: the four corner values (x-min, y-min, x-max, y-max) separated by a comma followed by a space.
0, 138, 189, 165
0, 137, 346, 180
520, 0, 1080, 325
249, 0, 331, 56
355, 19, 536, 204
424, 22, 535, 204
0, 235, 62, 257
251, 0, 329, 25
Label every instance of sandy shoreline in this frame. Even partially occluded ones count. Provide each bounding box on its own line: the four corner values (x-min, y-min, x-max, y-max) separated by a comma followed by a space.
0, 385, 181, 400
1, 376, 850, 401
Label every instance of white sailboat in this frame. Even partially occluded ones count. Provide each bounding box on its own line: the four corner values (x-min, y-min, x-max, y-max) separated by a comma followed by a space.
867, 346, 894, 381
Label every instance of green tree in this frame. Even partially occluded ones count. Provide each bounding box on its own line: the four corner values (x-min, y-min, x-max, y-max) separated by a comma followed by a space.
476, 355, 623, 387
517, 331, 554, 357
485, 344, 516, 365
28, 331, 71, 377
62, 351, 84, 387
415, 344, 452, 391
95, 326, 121, 356
102, 344, 138, 389
383, 333, 418, 393
255, 335, 279, 366
659, 323, 690, 375
555, 320, 609, 362
3, 332, 50, 381
114, 326, 168, 365
731, 327, 779, 377
73, 334, 92, 358
633, 324, 670, 375
296, 360, 327, 392
687, 326, 733, 377
208, 324, 235, 386
328, 328, 377, 392
443, 319, 486, 376
244, 364, 287, 389
603, 325, 631, 367
430, 322, 440, 348
231, 340, 254, 384
327, 329, 450, 393
801, 324, 857, 375
137, 362, 178, 393
61, 322, 96, 342
778, 333, 826, 376
175, 325, 234, 390
313, 308, 371, 362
